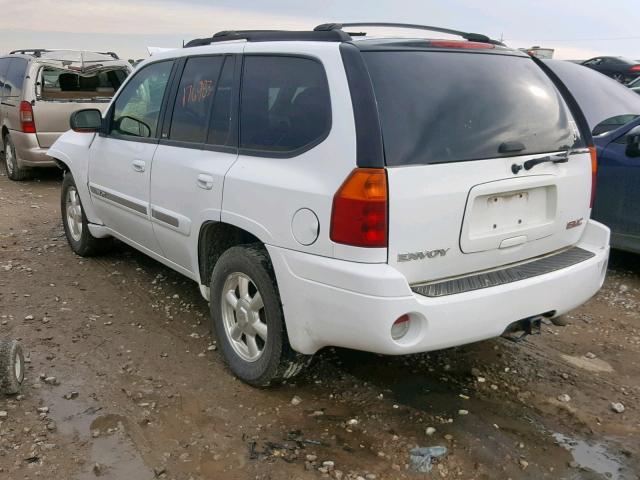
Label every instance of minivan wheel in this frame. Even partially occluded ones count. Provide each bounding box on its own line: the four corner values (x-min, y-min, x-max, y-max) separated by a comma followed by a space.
210, 244, 309, 387
3, 134, 30, 181
61, 173, 112, 256
0, 340, 24, 395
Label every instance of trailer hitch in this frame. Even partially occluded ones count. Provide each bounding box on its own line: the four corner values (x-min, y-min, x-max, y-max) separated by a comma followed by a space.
501, 316, 542, 343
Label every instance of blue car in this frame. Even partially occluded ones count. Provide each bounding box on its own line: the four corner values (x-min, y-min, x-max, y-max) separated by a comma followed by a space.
545, 60, 640, 253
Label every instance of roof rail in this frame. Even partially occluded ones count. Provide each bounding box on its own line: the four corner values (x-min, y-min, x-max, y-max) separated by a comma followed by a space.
314, 22, 504, 46
9, 49, 51, 57
96, 51, 120, 59
184, 29, 351, 48
9, 49, 120, 59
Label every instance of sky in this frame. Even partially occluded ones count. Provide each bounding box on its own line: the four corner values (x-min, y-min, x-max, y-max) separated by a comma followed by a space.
1, 0, 639, 60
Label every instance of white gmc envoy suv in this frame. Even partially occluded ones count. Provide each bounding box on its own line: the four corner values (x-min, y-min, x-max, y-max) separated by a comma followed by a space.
49, 23, 610, 386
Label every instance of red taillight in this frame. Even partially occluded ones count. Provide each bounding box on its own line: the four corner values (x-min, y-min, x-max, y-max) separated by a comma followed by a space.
589, 146, 597, 208
330, 168, 388, 248
629, 65, 640, 72
429, 40, 494, 49
20, 101, 36, 133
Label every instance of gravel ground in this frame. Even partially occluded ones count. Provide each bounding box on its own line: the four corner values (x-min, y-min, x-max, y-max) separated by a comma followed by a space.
0, 168, 639, 480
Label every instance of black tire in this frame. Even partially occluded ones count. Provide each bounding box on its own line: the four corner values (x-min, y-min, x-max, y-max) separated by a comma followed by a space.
3, 134, 30, 181
61, 173, 112, 256
0, 340, 24, 395
210, 244, 309, 387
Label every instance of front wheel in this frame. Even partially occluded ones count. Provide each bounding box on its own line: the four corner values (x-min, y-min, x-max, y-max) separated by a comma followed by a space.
210, 244, 309, 387
61, 173, 112, 256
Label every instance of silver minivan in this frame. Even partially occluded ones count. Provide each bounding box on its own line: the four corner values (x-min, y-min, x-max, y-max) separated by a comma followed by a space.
0, 49, 132, 180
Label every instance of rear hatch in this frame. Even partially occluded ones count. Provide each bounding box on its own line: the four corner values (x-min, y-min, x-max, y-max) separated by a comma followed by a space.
361, 46, 592, 284
31, 52, 130, 148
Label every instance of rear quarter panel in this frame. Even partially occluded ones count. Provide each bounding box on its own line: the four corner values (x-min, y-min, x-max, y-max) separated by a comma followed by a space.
222, 42, 386, 263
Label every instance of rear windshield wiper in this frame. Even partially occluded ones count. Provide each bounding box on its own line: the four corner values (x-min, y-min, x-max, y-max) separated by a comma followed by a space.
511, 152, 569, 174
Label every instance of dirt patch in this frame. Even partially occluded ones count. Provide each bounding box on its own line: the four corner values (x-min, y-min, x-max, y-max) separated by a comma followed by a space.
561, 354, 614, 373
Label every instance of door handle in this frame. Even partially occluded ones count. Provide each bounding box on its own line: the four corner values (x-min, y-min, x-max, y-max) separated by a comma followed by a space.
197, 174, 214, 190
132, 159, 146, 173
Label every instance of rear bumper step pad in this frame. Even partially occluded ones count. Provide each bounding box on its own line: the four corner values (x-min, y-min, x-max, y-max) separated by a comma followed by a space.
411, 247, 595, 298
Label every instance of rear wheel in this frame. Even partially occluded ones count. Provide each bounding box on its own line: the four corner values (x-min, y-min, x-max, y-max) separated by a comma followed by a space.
0, 340, 24, 395
210, 244, 309, 387
3, 134, 30, 181
61, 173, 112, 256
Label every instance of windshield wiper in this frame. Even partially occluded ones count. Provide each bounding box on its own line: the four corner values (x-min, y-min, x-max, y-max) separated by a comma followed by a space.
511, 152, 569, 174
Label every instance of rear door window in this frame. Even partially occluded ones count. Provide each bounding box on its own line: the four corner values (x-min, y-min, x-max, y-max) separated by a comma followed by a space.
240, 55, 331, 155
207, 56, 236, 147
363, 51, 583, 166
169, 56, 224, 144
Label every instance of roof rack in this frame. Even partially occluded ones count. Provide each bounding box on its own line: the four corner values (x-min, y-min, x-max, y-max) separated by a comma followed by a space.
184, 29, 351, 47
9, 49, 120, 59
314, 22, 504, 46
9, 49, 51, 57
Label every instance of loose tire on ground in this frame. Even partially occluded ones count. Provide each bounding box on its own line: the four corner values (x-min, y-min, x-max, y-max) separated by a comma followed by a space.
0, 340, 24, 395
2, 134, 30, 181
61, 173, 112, 256
210, 244, 309, 387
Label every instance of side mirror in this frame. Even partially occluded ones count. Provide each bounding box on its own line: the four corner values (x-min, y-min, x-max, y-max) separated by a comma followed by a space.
626, 125, 640, 158
70, 109, 102, 133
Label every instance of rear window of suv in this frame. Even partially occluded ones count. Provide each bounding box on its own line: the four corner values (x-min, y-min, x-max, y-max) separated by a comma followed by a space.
363, 51, 583, 166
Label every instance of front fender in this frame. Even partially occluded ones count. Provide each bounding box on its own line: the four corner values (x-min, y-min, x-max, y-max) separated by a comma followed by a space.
48, 131, 102, 225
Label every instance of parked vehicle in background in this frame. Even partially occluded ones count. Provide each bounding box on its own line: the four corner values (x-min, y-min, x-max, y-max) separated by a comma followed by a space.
545, 60, 640, 253
49, 24, 609, 386
581, 56, 640, 83
0, 50, 131, 181
628, 76, 640, 95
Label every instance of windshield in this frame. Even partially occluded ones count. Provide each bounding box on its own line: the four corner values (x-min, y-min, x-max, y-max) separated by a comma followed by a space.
542, 60, 640, 134
363, 51, 582, 166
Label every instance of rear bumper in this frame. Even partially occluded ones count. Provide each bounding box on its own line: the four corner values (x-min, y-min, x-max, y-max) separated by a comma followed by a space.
10, 131, 57, 168
268, 220, 610, 355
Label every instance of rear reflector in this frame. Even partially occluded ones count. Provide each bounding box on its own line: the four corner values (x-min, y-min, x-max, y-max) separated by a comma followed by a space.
429, 40, 494, 49
19, 101, 36, 133
330, 168, 388, 248
589, 146, 597, 208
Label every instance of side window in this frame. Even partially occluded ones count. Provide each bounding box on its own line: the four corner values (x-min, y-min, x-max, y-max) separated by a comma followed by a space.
4, 58, 28, 97
169, 56, 224, 144
0, 58, 10, 97
240, 55, 331, 154
207, 56, 236, 147
111, 61, 173, 138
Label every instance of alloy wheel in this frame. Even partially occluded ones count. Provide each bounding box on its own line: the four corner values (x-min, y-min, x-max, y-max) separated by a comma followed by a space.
65, 186, 83, 242
221, 272, 268, 362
